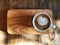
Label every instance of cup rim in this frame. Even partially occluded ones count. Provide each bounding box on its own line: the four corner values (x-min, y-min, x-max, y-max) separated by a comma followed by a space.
32, 12, 52, 32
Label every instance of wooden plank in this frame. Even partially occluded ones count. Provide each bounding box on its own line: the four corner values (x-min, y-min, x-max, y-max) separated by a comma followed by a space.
7, 9, 53, 34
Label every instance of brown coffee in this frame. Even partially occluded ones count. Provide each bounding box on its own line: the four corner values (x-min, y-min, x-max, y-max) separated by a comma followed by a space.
35, 14, 50, 30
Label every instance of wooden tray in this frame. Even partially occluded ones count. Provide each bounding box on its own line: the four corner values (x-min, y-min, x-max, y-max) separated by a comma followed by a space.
7, 9, 53, 34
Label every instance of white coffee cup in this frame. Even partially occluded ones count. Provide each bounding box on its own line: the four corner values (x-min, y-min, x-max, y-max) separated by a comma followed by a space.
32, 12, 52, 32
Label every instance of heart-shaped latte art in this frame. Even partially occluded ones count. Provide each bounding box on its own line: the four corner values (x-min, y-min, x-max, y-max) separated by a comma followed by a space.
37, 16, 48, 26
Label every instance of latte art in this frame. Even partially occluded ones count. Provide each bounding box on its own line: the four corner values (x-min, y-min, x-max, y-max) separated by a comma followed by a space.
33, 12, 52, 31
35, 14, 50, 30
37, 16, 48, 26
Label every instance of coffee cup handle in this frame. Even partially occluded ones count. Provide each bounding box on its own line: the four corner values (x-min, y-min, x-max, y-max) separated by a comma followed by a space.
51, 23, 57, 32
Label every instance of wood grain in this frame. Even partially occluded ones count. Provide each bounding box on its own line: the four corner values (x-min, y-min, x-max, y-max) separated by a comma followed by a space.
0, 0, 60, 45
0, 0, 60, 34
7, 9, 53, 34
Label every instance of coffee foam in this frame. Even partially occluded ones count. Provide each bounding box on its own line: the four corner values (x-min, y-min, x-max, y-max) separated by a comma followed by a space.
37, 16, 48, 26
33, 12, 52, 32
